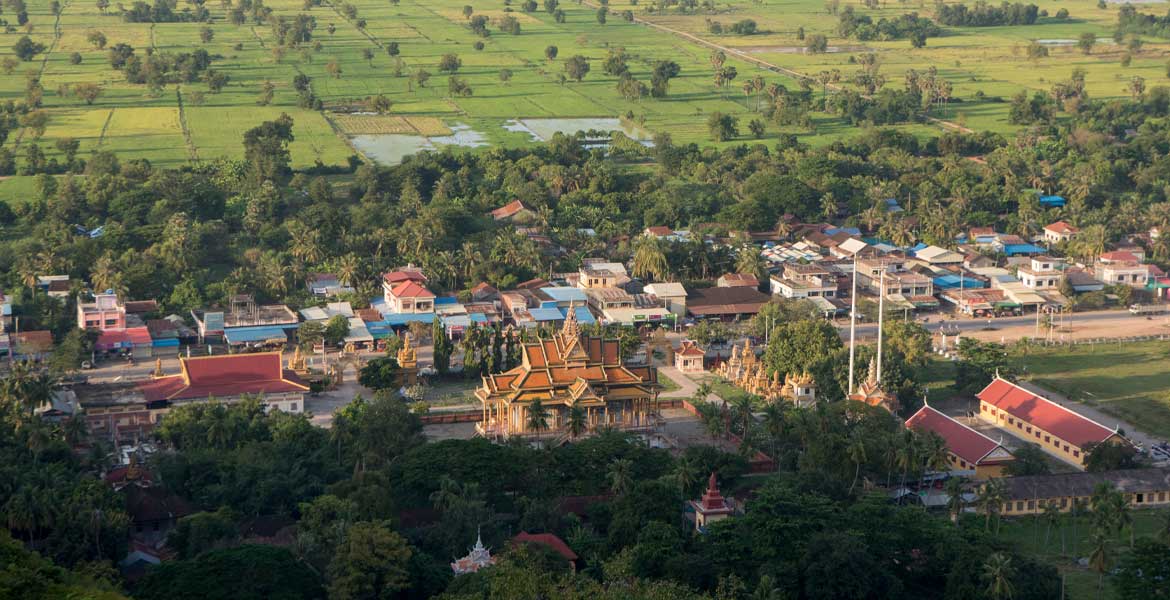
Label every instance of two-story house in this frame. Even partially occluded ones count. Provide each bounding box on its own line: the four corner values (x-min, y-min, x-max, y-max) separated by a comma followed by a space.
769, 264, 837, 299
1017, 256, 1065, 290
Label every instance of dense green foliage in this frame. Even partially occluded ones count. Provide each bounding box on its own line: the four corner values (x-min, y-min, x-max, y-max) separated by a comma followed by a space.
934, 2, 1040, 27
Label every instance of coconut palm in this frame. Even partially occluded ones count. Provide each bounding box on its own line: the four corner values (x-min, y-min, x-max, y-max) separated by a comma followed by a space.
566, 404, 586, 440
631, 236, 669, 281
1088, 531, 1110, 599
336, 253, 359, 287
1042, 501, 1061, 548
895, 429, 918, 493
734, 244, 764, 282
945, 477, 966, 524
980, 478, 1007, 533
205, 403, 234, 449
847, 432, 868, 495
90, 251, 121, 294
24, 420, 52, 463
607, 458, 633, 496
981, 552, 1015, 600
62, 415, 88, 446
526, 398, 549, 439
672, 455, 700, 495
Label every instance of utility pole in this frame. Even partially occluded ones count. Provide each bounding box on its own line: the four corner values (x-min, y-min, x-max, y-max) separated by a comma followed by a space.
847, 256, 858, 395
877, 269, 885, 383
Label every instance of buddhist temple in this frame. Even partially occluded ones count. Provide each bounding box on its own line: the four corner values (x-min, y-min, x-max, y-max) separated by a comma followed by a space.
848, 357, 898, 412
475, 308, 660, 440
451, 530, 496, 575
715, 339, 816, 406
689, 472, 733, 533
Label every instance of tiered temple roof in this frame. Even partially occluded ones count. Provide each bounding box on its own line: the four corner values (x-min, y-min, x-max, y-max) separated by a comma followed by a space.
475, 308, 659, 438
848, 357, 898, 412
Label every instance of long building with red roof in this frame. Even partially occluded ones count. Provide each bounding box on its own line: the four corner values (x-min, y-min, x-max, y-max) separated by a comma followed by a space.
137, 352, 309, 414
475, 309, 659, 440
976, 377, 1124, 469
906, 404, 1014, 479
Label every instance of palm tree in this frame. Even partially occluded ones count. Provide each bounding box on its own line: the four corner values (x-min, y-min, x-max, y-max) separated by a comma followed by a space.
1091, 482, 1120, 539
981, 552, 1015, 600
672, 455, 700, 495
693, 381, 713, 406
90, 251, 121, 294
1070, 498, 1087, 556
1112, 490, 1134, 548
895, 429, 918, 493
847, 432, 868, 495
336, 253, 359, 287
945, 477, 965, 525
751, 574, 783, 600
24, 421, 52, 463
526, 398, 549, 439
734, 244, 763, 282
1042, 501, 1061, 548
566, 404, 586, 440
205, 403, 233, 449
607, 458, 633, 496
62, 415, 87, 446
631, 236, 669, 281
980, 479, 1006, 533
920, 432, 949, 494
1088, 531, 1110, 599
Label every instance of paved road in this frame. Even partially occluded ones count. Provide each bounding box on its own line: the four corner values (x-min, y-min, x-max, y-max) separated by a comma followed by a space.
836, 309, 1142, 339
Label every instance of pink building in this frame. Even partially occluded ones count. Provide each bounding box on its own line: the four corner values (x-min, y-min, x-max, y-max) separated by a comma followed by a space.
78, 293, 127, 331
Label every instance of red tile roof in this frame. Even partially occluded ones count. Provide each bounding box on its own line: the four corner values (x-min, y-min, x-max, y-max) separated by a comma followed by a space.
383, 269, 427, 285
906, 405, 1010, 466
977, 378, 1117, 448
512, 532, 577, 561
490, 200, 529, 220
1099, 251, 1140, 263
390, 281, 435, 299
98, 327, 153, 346
677, 341, 705, 357
1045, 221, 1079, 234
645, 226, 673, 236
137, 352, 308, 402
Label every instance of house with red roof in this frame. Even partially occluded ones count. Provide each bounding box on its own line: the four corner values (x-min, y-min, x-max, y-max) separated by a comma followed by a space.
511, 532, 577, 572
906, 404, 1014, 479
137, 352, 309, 413
1043, 221, 1080, 244
489, 200, 534, 222
674, 341, 705, 373
384, 281, 436, 314
976, 377, 1125, 469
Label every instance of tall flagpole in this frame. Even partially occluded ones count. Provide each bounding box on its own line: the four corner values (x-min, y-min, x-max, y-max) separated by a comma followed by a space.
848, 255, 858, 395
877, 269, 885, 384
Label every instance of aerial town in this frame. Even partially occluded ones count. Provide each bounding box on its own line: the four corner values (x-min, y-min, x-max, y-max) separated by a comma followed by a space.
5, 0, 1170, 597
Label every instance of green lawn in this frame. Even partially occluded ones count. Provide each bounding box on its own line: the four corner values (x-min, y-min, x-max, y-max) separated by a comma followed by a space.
1017, 341, 1170, 439
996, 510, 1170, 600
923, 341, 1170, 438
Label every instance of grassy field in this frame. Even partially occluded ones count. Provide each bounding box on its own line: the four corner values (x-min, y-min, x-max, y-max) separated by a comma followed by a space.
1019, 340, 1170, 439
996, 509, 1170, 600
4, 0, 1167, 172
924, 340, 1170, 438
623, 0, 1170, 134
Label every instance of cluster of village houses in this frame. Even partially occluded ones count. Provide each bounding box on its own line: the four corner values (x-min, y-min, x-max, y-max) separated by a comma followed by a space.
7, 201, 1170, 572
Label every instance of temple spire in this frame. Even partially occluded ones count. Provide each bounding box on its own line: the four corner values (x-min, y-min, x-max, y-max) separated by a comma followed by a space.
867, 355, 878, 386
562, 301, 580, 340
